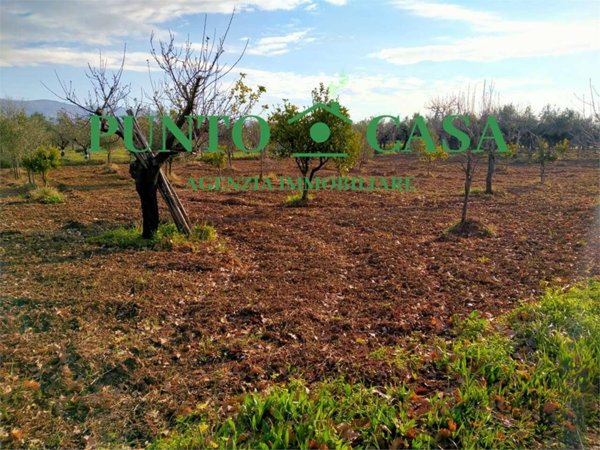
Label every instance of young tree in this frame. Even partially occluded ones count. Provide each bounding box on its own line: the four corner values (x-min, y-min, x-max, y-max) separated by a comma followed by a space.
52, 112, 74, 156
222, 73, 267, 170
417, 142, 448, 176
201, 148, 226, 177
428, 88, 481, 224
477, 81, 498, 195
352, 119, 375, 169
536, 138, 569, 184
22, 145, 62, 186
270, 83, 356, 204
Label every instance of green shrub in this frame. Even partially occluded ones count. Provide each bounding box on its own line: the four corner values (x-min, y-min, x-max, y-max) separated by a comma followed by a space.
285, 192, 314, 207
26, 187, 65, 204
88, 226, 149, 249
191, 224, 218, 241
88, 223, 217, 251
201, 151, 226, 174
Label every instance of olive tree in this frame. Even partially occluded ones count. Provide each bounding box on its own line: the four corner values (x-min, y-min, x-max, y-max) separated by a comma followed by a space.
0, 109, 52, 180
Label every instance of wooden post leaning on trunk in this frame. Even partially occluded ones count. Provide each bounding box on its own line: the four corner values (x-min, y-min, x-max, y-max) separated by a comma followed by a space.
115, 110, 192, 236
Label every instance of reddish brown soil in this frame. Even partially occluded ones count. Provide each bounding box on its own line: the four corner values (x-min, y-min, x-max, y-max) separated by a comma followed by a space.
0, 155, 598, 446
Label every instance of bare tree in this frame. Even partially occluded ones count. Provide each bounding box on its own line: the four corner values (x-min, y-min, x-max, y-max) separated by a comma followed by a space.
574, 79, 600, 152
54, 15, 264, 238
479, 81, 499, 195
427, 87, 481, 224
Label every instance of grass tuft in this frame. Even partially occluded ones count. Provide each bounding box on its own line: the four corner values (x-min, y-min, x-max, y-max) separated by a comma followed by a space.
88, 223, 217, 251
285, 192, 314, 207
25, 187, 65, 204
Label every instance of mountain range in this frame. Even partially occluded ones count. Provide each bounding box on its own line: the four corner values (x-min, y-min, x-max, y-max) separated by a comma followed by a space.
0, 98, 90, 118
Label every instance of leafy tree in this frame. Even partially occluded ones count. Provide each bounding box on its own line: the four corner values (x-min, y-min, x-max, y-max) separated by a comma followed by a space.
222, 73, 267, 170
351, 119, 375, 169
0, 108, 52, 179
537, 106, 576, 147
21, 145, 62, 186
270, 83, 356, 204
201, 148, 227, 176
418, 142, 448, 175
0, 109, 28, 178
536, 138, 569, 184
333, 129, 361, 176
0, 112, 18, 174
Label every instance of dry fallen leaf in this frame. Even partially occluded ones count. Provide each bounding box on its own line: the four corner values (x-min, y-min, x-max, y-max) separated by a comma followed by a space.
10, 428, 24, 441
543, 401, 561, 415
447, 418, 457, 432
23, 379, 40, 390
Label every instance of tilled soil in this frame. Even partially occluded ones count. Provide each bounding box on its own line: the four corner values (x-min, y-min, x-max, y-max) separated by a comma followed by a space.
0, 155, 598, 446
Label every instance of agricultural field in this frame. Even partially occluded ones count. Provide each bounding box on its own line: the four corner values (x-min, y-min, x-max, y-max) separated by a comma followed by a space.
0, 155, 598, 447
1, 1, 600, 448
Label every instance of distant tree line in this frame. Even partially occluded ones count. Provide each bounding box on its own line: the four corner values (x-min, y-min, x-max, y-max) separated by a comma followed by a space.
1, 76, 599, 232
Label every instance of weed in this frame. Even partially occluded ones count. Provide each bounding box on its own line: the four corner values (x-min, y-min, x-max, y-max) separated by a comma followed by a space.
25, 187, 65, 204
88, 223, 217, 251
285, 192, 314, 207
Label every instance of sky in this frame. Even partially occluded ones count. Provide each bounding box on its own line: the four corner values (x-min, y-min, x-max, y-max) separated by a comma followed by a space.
0, 0, 599, 120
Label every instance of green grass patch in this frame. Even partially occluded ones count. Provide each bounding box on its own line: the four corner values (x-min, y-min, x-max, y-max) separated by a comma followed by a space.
151, 281, 600, 449
232, 150, 260, 160
25, 186, 65, 204
285, 192, 314, 207
61, 147, 131, 166
88, 223, 217, 251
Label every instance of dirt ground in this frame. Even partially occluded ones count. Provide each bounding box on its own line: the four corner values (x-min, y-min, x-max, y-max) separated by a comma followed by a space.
0, 155, 598, 447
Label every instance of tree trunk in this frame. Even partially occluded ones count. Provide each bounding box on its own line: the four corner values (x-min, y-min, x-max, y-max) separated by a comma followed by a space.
485, 150, 495, 194
130, 160, 160, 239
12, 159, 20, 179
107, 149, 112, 166
461, 153, 473, 224
301, 185, 309, 202
42, 171, 48, 187
300, 168, 310, 203
540, 160, 546, 185
259, 147, 265, 181
120, 110, 192, 237
227, 147, 233, 170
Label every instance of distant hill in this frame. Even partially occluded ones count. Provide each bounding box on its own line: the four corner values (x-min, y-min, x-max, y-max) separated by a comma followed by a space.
0, 98, 88, 118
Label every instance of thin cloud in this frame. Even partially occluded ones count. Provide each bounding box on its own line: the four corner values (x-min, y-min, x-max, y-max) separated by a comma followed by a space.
390, 0, 499, 31
236, 66, 551, 119
0, 47, 155, 72
374, 1, 600, 64
247, 30, 313, 56
0, 0, 313, 46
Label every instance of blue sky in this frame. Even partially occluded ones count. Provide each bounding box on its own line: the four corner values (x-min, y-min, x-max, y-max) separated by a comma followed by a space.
0, 0, 598, 120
